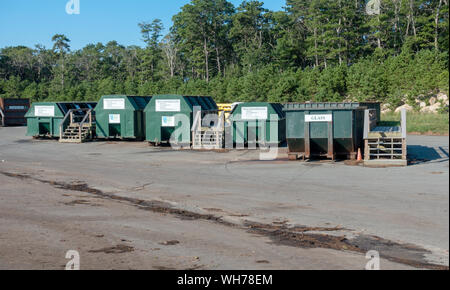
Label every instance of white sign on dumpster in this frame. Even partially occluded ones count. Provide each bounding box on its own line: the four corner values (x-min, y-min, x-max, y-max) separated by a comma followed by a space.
108, 114, 121, 124
161, 116, 175, 127
156, 100, 180, 112
35, 106, 55, 117
242, 107, 268, 120
305, 114, 333, 122
104, 98, 125, 110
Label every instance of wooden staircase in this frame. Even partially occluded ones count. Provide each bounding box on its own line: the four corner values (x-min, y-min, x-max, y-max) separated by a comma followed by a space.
60, 124, 95, 143
59, 108, 95, 143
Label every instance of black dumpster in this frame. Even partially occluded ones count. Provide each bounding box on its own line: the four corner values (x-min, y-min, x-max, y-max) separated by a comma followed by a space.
0, 98, 30, 126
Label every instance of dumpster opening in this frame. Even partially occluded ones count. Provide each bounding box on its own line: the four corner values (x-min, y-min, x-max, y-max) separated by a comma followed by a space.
109, 124, 121, 137
39, 122, 50, 135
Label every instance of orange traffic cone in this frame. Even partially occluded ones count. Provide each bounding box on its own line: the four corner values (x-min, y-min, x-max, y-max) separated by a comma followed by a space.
357, 148, 362, 162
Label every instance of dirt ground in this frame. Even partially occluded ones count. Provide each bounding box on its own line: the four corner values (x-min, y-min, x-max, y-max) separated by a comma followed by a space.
0, 127, 448, 270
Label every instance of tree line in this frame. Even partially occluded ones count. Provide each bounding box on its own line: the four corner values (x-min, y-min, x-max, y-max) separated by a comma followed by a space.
0, 0, 448, 109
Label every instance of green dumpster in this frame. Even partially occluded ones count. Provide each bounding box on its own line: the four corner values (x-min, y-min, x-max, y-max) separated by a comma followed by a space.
229, 102, 285, 147
25, 102, 96, 137
144, 94, 218, 145
283, 102, 368, 160
95, 95, 151, 139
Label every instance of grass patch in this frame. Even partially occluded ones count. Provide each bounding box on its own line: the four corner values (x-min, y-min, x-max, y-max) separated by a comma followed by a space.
381, 112, 449, 135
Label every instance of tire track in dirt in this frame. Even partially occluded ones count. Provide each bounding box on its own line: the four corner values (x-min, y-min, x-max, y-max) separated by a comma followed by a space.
1, 170, 448, 270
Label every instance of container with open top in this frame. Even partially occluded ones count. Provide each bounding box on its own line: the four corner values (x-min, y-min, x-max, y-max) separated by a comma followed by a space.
144, 94, 218, 147
0, 98, 30, 126
25, 102, 96, 138
229, 102, 285, 147
95, 95, 151, 140
283, 102, 371, 160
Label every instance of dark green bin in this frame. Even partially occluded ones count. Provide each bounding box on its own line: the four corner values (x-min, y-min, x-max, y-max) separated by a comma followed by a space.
0, 97, 30, 126
283, 102, 368, 160
95, 95, 151, 139
25, 102, 96, 137
144, 94, 218, 145
229, 102, 285, 146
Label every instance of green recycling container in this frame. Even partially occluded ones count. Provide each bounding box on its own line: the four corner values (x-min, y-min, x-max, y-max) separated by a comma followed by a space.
144, 94, 218, 145
283, 102, 368, 160
229, 102, 285, 146
95, 95, 151, 139
25, 102, 96, 137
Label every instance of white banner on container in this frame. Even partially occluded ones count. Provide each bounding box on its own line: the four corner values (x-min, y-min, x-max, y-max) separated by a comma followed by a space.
305, 114, 333, 122
156, 100, 180, 112
242, 107, 268, 120
161, 116, 175, 127
104, 98, 125, 110
35, 106, 55, 117
109, 114, 121, 124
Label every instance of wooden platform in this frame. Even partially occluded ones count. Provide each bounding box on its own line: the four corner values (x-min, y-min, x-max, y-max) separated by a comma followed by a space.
363, 109, 407, 167
368, 126, 403, 138
364, 159, 408, 167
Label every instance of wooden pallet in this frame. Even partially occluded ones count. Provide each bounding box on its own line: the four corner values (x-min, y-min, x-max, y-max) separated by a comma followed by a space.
364, 137, 407, 166
192, 130, 223, 149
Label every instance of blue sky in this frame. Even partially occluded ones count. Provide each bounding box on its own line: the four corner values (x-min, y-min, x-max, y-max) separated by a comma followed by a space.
0, 0, 286, 50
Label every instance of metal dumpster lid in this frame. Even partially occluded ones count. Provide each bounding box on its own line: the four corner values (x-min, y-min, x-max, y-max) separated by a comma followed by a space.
283, 102, 369, 111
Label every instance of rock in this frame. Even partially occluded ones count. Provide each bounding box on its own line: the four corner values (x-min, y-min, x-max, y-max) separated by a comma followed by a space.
420, 103, 441, 113
437, 93, 448, 102
418, 101, 426, 108
436, 93, 449, 106
429, 97, 437, 105
381, 103, 391, 114
394, 104, 414, 113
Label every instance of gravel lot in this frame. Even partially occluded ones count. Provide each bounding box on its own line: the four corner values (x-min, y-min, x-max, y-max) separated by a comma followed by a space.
0, 127, 448, 269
